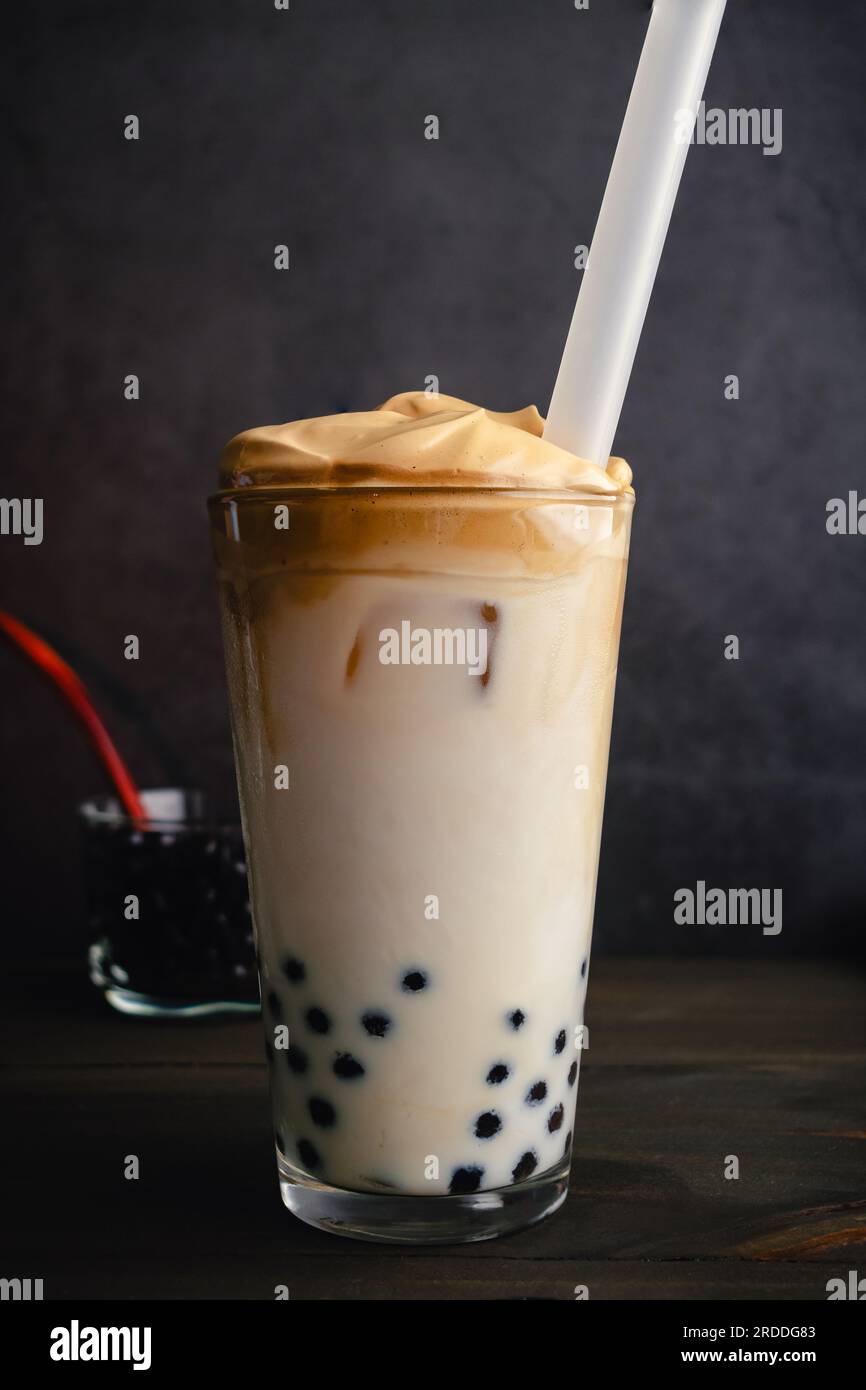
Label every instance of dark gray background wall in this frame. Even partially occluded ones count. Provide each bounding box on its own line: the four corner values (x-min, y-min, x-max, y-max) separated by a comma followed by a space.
2, 0, 864, 957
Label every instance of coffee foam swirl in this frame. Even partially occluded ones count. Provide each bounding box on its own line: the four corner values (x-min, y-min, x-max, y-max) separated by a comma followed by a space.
219, 391, 633, 495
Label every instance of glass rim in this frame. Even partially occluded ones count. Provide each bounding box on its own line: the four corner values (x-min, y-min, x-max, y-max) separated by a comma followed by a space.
208, 485, 635, 508
78, 788, 240, 836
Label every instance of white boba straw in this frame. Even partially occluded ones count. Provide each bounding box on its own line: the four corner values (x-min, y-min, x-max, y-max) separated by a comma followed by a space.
544, 0, 727, 468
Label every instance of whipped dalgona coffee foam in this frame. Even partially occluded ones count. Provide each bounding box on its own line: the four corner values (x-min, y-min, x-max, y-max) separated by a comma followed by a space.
211, 393, 633, 1196
220, 389, 633, 493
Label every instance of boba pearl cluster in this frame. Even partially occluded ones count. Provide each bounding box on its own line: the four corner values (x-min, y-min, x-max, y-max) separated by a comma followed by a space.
264, 952, 586, 1195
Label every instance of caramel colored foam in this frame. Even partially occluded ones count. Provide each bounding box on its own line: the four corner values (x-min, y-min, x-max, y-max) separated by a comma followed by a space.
219, 391, 633, 495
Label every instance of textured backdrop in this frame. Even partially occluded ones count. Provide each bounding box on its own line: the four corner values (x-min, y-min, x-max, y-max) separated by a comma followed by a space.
2, 0, 865, 957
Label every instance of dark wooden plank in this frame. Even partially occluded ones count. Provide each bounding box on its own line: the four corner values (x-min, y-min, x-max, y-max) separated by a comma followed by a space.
8, 1256, 840, 1303
3, 1063, 865, 1269
4, 958, 865, 1067
2, 958, 864, 1298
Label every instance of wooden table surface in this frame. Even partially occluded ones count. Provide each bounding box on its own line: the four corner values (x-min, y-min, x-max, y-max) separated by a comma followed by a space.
2, 958, 865, 1301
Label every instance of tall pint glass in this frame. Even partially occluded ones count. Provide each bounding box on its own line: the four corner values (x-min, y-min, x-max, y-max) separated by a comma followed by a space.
209, 481, 632, 1243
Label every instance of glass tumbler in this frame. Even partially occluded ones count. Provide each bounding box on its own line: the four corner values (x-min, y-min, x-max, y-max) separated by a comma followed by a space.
82, 787, 258, 1018
209, 484, 632, 1242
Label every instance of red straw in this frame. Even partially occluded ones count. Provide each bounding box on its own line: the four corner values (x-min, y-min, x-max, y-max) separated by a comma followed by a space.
0, 608, 149, 824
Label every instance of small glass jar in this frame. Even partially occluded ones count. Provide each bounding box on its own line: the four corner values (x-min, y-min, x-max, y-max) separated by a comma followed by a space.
81, 787, 259, 1018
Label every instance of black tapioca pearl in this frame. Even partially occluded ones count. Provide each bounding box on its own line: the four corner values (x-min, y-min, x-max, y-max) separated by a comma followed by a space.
305, 1005, 331, 1035
308, 1095, 337, 1128
333, 1052, 365, 1080
554, 1029, 567, 1055
282, 956, 306, 984
547, 1103, 565, 1133
568, 1061, 578, 1087
266, 989, 282, 1018
580, 957, 588, 979
507, 1009, 526, 1030
297, 1138, 321, 1171
449, 1165, 484, 1194
401, 969, 429, 993
486, 1062, 510, 1085
526, 1080, 548, 1106
512, 1150, 538, 1182
286, 1044, 308, 1075
362, 1010, 392, 1038
562, 1130, 573, 1157
474, 1111, 502, 1140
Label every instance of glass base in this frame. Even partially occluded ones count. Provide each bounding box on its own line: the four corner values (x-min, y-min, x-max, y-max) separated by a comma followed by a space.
101, 985, 260, 1020
277, 1152, 570, 1244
